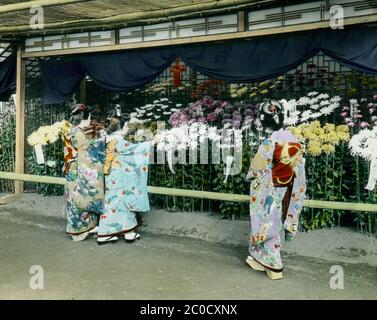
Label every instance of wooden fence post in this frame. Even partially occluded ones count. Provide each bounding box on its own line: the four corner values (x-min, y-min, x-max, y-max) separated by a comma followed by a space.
15, 43, 25, 195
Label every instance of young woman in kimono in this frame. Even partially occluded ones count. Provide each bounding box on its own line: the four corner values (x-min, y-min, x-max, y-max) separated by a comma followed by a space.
97, 110, 158, 245
63, 104, 106, 241
245, 100, 306, 280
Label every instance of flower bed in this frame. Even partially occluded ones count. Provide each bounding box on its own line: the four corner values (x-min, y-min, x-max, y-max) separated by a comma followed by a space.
17, 64, 377, 235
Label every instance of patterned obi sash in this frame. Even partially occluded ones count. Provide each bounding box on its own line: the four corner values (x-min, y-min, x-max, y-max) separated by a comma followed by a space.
272, 142, 302, 187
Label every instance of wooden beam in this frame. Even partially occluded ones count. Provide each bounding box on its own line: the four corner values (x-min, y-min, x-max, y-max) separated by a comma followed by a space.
1, 171, 377, 212
0, 0, 91, 14
14, 45, 25, 195
0, 172, 65, 185
21, 13, 377, 58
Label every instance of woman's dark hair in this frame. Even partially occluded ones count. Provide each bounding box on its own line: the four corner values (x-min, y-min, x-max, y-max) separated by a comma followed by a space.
105, 105, 130, 133
258, 99, 284, 131
69, 103, 91, 125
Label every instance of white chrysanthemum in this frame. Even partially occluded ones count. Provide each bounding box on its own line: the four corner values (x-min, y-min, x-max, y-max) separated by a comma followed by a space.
129, 117, 141, 124
47, 131, 59, 144
330, 96, 341, 103
349, 127, 377, 160
297, 96, 311, 106
317, 93, 330, 100
319, 106, 335, 116
284, 116, 299, 126
289, 111, 301, 118
35, 127, 49, 146
310, 104, 321, 110
27, 132, 40, 146
280, 99, 297, 111
309, 99, 316, 106
300, 110, 312, 122
279, 93, 341, 125
309, 112, 322, 119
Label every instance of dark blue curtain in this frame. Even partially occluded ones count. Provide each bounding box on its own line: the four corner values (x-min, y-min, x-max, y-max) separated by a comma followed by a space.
0, 54, 16, 101
178, 31, 320, 82
320, 25, 377, 75
41, 58, 85, 105
79, 48, 176, 91
43, 48, 176, 104
40, 25, 377, 104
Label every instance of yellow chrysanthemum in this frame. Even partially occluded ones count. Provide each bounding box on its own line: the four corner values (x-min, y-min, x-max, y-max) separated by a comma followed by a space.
314, 126, 325, 136
60, 121, 72, 136
258, 81, 269, 87
307, 140, 322, 156
337, 131, 350, 142
239, 87, 248, 95
322, 144, 335, 155
27, 120, 73, 147
325, 131, 340, 145
301, 127, 317, 140
324, 123, 335, 132
336, 126, 350, 141
290, 121, 349, 156
336, 125, 349, 132
288, 126, 301, 136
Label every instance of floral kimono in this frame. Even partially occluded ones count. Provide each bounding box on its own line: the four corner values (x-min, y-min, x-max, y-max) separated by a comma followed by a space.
64, 126, 105, 235
246, 130, 306, 271
98, 131, 151, 237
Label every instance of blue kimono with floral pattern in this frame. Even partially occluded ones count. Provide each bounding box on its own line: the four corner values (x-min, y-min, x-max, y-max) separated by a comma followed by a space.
98, 132, 151, 237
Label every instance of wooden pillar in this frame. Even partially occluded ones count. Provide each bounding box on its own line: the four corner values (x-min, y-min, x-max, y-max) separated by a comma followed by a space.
15, 43, 25, 195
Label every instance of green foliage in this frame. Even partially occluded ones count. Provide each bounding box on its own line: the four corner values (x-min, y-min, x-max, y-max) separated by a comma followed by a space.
27, 142, 64, 196
0, 109, 16, 192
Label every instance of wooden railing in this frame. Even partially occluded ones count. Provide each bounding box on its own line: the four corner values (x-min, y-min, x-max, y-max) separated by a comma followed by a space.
1, 171, 377, 212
